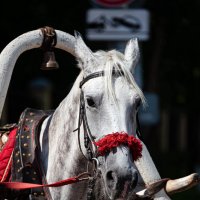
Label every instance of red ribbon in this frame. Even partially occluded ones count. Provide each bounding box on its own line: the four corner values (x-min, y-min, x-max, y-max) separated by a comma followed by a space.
94, 132, 142, 161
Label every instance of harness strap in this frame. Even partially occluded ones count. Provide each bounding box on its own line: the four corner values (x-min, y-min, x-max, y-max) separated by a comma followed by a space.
79, 69, 124, 88
77, 91, 89, 161
80, 71, 104, 88
76, 90, 95, 161
11, 108, 53, 200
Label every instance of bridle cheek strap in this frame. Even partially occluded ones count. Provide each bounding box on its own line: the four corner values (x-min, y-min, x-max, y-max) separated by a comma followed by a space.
94, 132, 143, 161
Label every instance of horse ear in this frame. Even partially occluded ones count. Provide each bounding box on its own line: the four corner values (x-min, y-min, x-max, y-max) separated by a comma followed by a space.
74, 31, 96, 70
124, 38, 140, 72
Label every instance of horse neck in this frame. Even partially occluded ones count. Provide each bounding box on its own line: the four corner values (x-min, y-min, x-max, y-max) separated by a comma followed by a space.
40, 72, 86, 183
39, 72, 111, 199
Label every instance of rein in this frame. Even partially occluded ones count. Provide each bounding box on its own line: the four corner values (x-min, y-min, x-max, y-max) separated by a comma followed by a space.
1, 172, 91, 190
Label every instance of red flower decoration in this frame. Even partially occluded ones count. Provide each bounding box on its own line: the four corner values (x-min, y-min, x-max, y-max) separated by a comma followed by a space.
94, 132, 142, 161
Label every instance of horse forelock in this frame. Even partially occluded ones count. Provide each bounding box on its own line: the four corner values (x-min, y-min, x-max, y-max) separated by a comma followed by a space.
80, 49, 146, 106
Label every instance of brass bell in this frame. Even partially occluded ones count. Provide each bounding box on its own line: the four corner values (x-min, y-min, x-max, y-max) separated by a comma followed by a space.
40, 51, 59, 70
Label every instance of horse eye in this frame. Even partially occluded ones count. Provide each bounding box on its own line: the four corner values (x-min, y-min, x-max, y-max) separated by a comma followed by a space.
86, 97, 96, 107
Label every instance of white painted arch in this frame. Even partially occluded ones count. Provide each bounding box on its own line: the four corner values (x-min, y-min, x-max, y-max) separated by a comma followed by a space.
0, 29, 75, 118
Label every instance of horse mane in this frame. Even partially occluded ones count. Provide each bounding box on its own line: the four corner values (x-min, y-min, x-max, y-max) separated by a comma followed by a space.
93, 50, 146, 106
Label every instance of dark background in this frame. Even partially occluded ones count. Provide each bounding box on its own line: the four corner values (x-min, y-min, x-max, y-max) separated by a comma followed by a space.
0, 1, 200, 199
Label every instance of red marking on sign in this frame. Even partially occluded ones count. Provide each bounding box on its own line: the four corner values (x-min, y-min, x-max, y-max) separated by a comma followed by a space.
94, 0, 134, 7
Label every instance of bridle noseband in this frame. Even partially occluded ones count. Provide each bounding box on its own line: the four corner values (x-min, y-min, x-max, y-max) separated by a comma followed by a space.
76, 69, 142, 164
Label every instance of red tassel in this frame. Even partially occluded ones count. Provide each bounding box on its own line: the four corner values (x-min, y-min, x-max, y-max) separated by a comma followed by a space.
94, 132, 142, 161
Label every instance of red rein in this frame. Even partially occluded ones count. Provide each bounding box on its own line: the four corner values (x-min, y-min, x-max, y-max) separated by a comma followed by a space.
94, 132, 142, 161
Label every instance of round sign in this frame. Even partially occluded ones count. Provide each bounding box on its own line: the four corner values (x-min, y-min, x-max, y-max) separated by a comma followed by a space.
92, 0, 135, 7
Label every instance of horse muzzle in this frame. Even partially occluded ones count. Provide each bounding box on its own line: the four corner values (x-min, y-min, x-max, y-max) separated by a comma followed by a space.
98, 145, 139, 200
94, 132, 142, 199
105, 166, 138, 200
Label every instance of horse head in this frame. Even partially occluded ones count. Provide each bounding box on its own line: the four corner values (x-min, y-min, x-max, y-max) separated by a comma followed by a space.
75, 32, 145, 199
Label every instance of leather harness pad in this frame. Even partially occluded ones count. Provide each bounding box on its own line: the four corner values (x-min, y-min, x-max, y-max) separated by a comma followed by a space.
11, 108, 53, 200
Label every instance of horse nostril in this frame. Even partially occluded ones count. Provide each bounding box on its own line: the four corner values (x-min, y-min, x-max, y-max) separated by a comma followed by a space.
105, 169, 138, 193
106, 171, 117, 190
107, 171, 115, 181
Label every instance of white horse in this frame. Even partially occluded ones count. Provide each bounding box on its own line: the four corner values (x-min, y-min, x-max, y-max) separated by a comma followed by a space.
39, 32, 146, 200
1, 28, 196, 200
